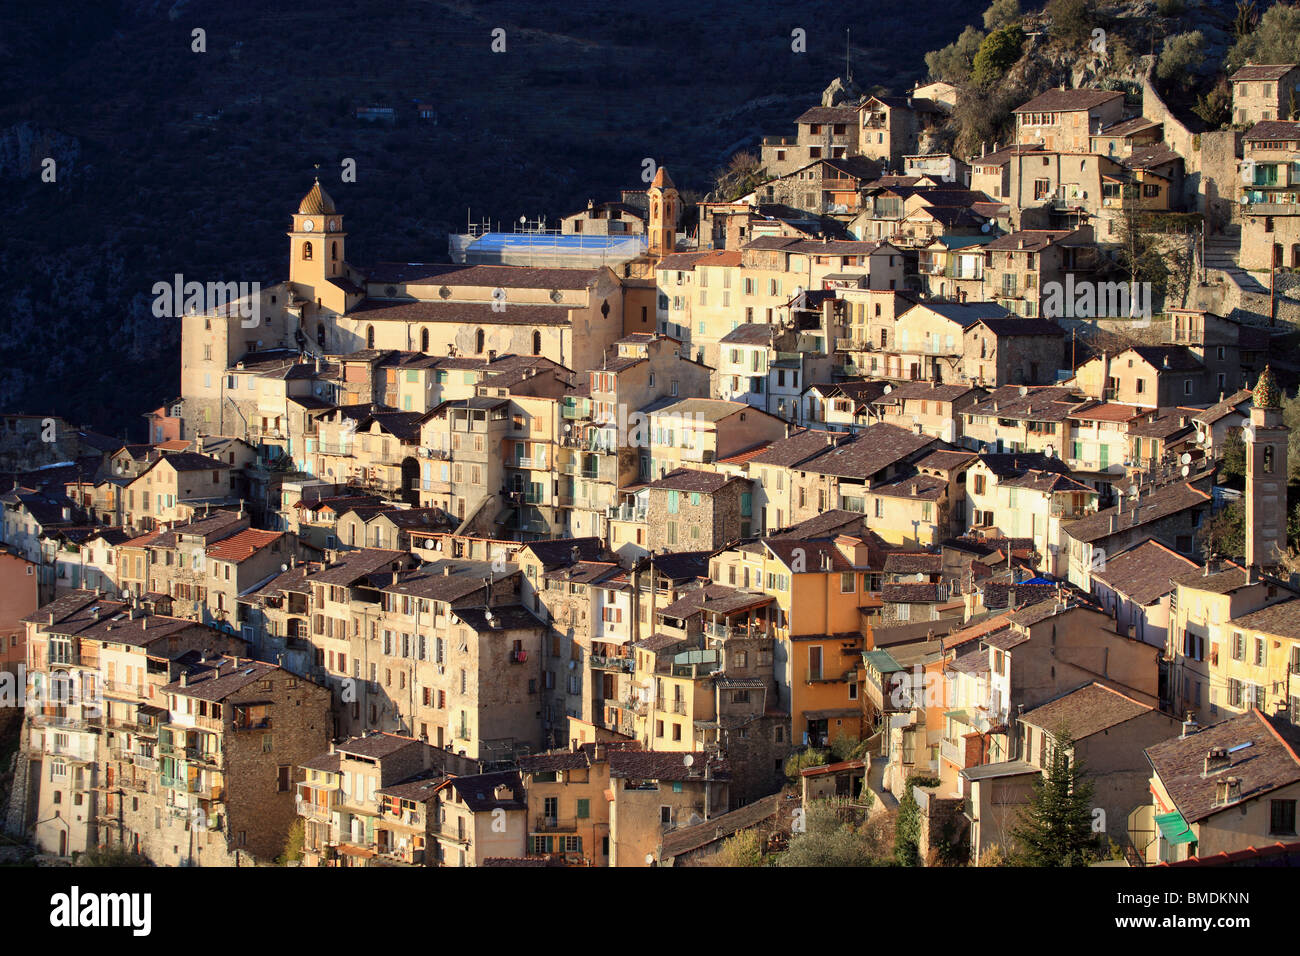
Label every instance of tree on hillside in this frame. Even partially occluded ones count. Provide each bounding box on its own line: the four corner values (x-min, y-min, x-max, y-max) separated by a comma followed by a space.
925, 25, 986, 85
1113, 204, 1169, 299
1282, 388, 1300, 480
983, 0, 1022, 31
951, 82, 1025, 158
1010, 728, 1099, 866
1046, 0, 1095, 46
1233, 0, 1260, 41
893, 773, 940, 866
775, 798, 888, 867
1157, 31, 1206, 82
973, 25, 1025, 88
1227, 2, 1300, 73
1192, 77, 1233, 129
712, 828, 764, 867
1220, 426, 1247, 484
1198, 499, 1245, 558
710, 151, 764, 202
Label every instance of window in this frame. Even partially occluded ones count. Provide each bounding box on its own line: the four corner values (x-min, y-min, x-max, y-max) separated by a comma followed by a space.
840, 572, 855, 593
1271, 799, 1297, 835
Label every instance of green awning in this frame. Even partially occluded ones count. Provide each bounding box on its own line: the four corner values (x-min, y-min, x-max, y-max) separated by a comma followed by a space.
1155, 811, 1196, 845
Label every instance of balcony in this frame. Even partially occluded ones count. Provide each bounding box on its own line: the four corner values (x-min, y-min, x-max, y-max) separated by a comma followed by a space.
656, 697, 688, 716
940, 738, 963, 766
317, 443, 353, 456
131, 754, 158, 772
533, 815, 578, 833
607, 505, 647, 522
590, 654, 633, 673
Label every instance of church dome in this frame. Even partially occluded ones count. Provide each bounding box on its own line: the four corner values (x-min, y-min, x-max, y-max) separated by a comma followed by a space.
298, 179, 336, 215
1253, 365, 1280, 409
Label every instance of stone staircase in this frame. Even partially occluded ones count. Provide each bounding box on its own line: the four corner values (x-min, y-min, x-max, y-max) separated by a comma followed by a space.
1204, 226, 1270, 295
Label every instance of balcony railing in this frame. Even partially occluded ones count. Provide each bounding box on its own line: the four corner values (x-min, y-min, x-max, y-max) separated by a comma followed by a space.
533, 815, 577, 833
607, 505, 647, 522
940, 738, 963, 766
590, 654, 634, 673
656, 697, 687, 715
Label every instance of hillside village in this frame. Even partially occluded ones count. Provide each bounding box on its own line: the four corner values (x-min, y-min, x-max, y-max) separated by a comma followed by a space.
7, 0, 1300, 869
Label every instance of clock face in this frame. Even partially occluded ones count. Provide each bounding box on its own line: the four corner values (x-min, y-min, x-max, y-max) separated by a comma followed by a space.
328, 219, 337, 231
302, 219, 315, 232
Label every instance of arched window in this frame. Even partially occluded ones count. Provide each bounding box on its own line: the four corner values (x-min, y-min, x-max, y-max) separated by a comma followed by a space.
303, 242, 313, 260
420, 328, 430, 353
331, 241, 339, 261
532, 330, 542, 356
366, 325, 375, 349
475, 329, 485, 354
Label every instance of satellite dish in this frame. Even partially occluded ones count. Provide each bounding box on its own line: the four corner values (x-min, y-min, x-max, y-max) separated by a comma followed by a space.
1181, 465, 1190, 477
424, 539, 436, 549
1180, 452, 1191, 465
883, 384, 892, 394
1243, 422, 1256, 442
1018, 386, 1028, 397
1045, 444, 1055, 458
519, 215, 527, 224
280, 563, 288, 572
682, 754, 695, 767
645, 853, 655, 865
1128, 485, 1139, 499
980, 222, 990, 233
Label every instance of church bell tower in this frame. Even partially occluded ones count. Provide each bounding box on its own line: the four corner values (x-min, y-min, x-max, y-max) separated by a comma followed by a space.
1245, 365, 1287, 570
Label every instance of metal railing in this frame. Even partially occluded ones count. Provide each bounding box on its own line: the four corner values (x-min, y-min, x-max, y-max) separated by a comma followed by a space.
533, 815, 577, 833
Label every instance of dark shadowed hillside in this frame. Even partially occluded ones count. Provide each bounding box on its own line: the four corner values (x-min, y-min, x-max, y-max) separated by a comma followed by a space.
0, 0, 982, 435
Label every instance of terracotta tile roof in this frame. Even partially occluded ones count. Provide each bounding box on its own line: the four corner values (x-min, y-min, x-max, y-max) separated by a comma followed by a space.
349, 299, 572, 327
1244, 120, 1300, 142
882, 582, 944, 603
1091, 539, 1199, 606
161, 657, 282, 701
647, 468, 745, 494
1064, 482, 1210, 544
1020, 682, 1156, 738
1227, 599, 1300, 641
1231, 64, 1300, 82
798, 423, 936, 479
763, 538, 854, 572
1012, 88, 1124, 113
608, 751, 730, 781
884, 552, 942, 574
206, 528, 284, 563
1146, 710, 1300, 823
365, 262, 599, 289
748, 428, 849, 467
660, 585, 774, 618
336, 732, 422, 760
984, 229, 1082, 252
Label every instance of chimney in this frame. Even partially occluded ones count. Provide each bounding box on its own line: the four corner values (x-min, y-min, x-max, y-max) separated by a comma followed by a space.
180, 671, 188, 688
1215, 776, 1242, 806
1203, 746, 1230, 776
1180, 712, 1198, 737
488, 349, 497, 363
826, 432, 835, 445
443, 565, 452, 576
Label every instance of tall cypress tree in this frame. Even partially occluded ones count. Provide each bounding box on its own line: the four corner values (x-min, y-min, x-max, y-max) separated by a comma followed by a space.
1011, 727, 1098, 866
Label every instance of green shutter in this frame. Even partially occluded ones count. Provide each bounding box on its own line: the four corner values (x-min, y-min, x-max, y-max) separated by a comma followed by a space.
577, 798, 590, 819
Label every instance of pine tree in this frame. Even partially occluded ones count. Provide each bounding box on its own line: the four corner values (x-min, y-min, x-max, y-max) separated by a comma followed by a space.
1011, 728, 1098, 866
